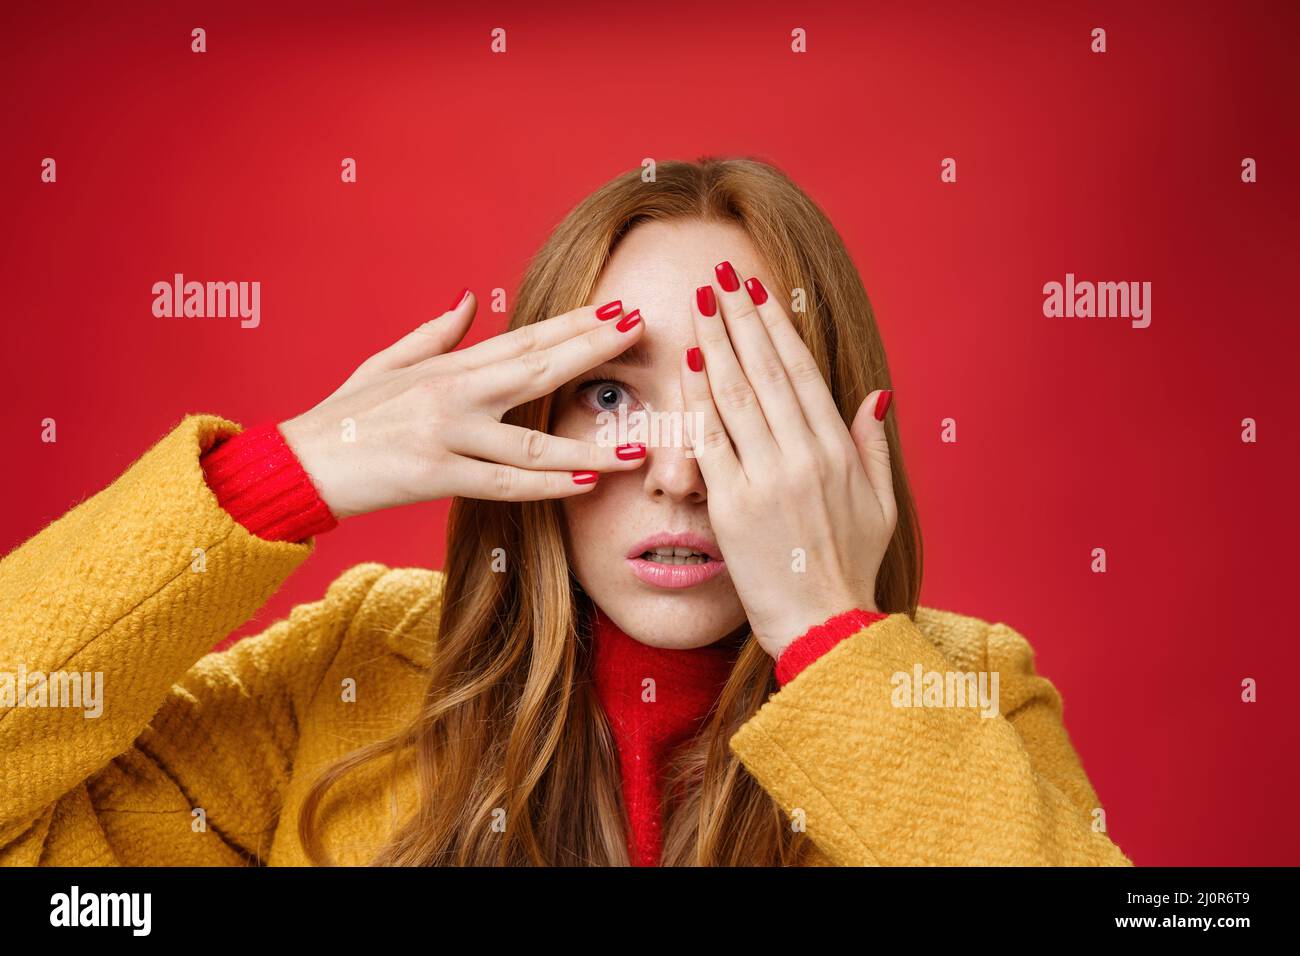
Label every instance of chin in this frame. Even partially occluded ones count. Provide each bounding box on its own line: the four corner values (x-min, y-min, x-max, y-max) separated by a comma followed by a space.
586, 575, 747, 650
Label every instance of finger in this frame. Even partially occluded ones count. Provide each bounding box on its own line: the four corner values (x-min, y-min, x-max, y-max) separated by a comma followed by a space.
471, 306, 646, 410
450, 299, 627, 371
712, 260, 811, 451
692, 282, 779, 473
679, 344, 742, 488
445, 420, 647, 473
738, 274, 851, 447
367, 288, 478, 371
450, 457, 607, 502
849, 389, 898, 526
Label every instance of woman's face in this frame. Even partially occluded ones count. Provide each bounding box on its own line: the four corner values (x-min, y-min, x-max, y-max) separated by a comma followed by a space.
553, 218, 781, 649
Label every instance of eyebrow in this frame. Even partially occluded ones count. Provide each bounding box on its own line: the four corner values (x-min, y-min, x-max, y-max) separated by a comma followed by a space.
595, 339, 655, 371
561, 339, 655, 394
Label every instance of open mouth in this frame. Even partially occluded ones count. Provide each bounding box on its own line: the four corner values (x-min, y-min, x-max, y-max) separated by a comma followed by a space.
627, 536, 726, 589
640, 547, 713, 566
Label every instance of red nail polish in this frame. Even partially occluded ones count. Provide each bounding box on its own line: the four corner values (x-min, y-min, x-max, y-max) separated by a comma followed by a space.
448, 287, 469, 311
715, 261, 740, 292
696, 285, 717, 317
686, 346, 704, 372
873, 389, 893, 421
744, 277, 768, 305
616, 309, 641, 332
572, 471, 599, 485
615, 443, 646, 460
596, 300, 622, 320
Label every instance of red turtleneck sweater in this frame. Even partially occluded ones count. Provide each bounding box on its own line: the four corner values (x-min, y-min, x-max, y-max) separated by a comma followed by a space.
201, 423, 886, 865
589, 603, 738, 865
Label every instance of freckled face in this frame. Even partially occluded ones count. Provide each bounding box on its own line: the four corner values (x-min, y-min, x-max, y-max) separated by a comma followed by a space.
552, 218, 776, 649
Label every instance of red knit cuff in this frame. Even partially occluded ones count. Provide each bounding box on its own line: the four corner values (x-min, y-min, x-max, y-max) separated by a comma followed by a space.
774, 608, 889, 686
200, 422, 338, 543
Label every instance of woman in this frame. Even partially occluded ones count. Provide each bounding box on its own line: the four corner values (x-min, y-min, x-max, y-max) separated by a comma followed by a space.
0, 158, 1131, 867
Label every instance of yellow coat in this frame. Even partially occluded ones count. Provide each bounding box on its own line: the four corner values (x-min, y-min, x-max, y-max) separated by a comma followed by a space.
0, 415, 1132, 866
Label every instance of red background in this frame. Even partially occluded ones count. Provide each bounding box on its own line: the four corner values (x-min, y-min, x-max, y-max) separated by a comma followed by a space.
2, 1, 1296, 866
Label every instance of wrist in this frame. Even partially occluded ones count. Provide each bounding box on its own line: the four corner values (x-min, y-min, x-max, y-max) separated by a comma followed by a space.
279, 413, 377, 520
760, 593, 878, 661
774, 606, 889, 686
201, 422, 339, 542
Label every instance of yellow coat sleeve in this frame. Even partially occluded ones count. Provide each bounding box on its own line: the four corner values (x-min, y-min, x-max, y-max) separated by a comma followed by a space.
0, 414, 382, 865
728, 612, 1133, 866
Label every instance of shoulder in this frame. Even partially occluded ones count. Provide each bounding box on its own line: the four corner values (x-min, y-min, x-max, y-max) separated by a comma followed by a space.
219, 562, 443, 670
179, 563, 441, 723
330, 562, 445, 667
913, 605, 1042, 675
912, 605, 1063, 715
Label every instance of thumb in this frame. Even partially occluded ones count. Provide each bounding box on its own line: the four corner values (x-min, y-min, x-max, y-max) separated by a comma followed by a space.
849, 389, 898, 525
368, 288, 476, 371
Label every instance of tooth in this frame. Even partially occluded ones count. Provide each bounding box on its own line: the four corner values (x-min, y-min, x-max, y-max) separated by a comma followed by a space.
653, 554, 703, 565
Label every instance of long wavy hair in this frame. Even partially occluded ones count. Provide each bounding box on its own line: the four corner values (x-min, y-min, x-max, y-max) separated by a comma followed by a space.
298, 157, 924, 866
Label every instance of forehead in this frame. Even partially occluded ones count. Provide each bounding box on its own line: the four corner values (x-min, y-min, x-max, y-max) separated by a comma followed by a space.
588, 219, 770, 359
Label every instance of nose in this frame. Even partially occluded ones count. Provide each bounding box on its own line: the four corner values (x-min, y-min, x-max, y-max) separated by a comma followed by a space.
642, 441, 707, 504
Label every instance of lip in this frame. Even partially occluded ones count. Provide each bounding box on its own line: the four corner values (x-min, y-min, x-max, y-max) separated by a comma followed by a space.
626, 531, 726, 590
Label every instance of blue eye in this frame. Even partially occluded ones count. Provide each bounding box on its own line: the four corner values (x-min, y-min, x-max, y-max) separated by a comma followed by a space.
577, 379, 636, 412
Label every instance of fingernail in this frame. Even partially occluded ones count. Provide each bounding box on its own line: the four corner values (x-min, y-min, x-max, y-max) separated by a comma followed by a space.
615, 443, 646, 460
696, 285, 717, 317
686, 346, 704, 372
572, 471, 599, 485
596, 300, 622, 320
448, 287, 469, 311
715, 260, 740, 292
873, 389, 893, 421
616, 309, 641, 332
744, 277, 768, 305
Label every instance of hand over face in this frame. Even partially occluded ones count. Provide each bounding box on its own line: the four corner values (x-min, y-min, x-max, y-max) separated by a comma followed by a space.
680, 261, 897, 660
280, 294, 649, 518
